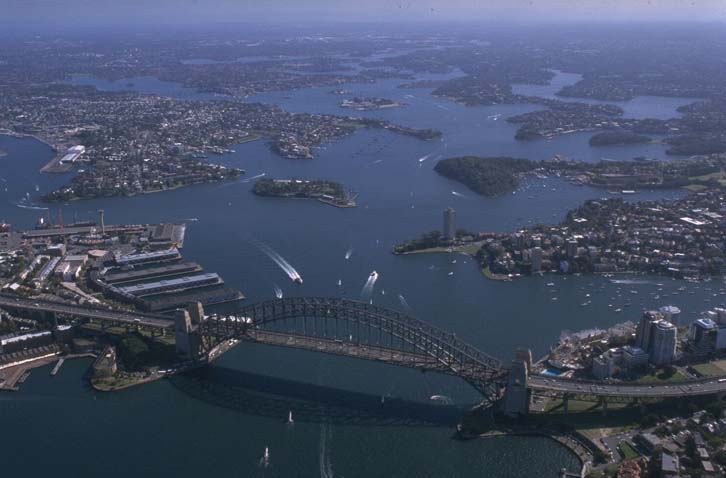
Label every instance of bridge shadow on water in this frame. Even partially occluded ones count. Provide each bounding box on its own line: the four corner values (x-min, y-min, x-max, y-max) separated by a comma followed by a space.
169, 366, 468, 428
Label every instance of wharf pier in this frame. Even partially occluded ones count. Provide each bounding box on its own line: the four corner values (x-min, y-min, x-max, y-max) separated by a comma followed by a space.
0, 352, 59, 391
50, 357, 65, 376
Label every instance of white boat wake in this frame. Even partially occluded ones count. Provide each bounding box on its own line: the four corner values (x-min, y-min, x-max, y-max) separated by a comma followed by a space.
243, 172, 267, 183
256, 242, 303, 284
360, 270, 379, 300
417, 152, 435, 163
259, 446, 270, 468
610, 279, 654, 285
398, 294, 412, 314
430, 394, 453, 405
319, 423, 334, 478
16, 202, 48, 211
451, 190, 468, 198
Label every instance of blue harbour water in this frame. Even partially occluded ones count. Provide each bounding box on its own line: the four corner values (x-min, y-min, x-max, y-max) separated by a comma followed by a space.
0, 67, 717, 477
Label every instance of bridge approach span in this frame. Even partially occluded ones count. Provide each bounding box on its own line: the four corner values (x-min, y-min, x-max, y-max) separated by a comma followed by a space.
0, 294, 173, 330
528, 375, 726, 399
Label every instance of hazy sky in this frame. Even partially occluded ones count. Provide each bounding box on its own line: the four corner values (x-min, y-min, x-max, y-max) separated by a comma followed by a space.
2, 0, 725, 27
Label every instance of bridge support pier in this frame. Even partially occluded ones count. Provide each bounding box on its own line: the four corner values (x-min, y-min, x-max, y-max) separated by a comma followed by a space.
635, 398, 646, 414
503, 359, 530, 417
175, 305, 202, 359
563, 393, 571, 415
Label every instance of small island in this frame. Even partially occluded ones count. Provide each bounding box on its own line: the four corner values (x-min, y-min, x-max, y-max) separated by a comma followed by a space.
589, 130, 651, 146
340, 96, 404, 111
253, 178, 357, 208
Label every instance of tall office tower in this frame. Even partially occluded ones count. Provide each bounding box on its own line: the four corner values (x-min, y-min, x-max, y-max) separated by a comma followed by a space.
443, 207, 456, 241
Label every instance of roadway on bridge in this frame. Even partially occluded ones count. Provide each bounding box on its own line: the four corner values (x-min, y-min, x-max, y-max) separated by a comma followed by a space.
0, 294, 173, 329
246, 330, 452, 372
528, 375, 726, 399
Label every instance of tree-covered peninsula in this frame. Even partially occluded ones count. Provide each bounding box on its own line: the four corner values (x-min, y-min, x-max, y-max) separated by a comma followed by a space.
433, 156, 536, 196
433, 155, 726, 197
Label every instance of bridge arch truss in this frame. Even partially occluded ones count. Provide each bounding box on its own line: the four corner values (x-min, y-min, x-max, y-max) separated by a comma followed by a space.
200, 297, 507, 396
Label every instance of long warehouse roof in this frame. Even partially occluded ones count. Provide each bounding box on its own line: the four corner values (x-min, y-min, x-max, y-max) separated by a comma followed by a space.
119, 273, 221, 294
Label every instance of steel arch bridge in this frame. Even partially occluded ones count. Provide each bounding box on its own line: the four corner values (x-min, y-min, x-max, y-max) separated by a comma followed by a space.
199, 297, 508, 400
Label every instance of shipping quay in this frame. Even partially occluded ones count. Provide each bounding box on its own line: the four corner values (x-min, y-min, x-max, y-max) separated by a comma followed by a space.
0, 213, 245, 392
2, 211, 242, 312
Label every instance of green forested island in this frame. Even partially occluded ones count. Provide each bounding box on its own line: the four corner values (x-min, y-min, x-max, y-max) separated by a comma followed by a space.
434, 156, 535, 196
253, 178, 356, 208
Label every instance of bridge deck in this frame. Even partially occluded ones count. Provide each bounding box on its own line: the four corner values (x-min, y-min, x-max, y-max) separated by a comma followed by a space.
528, 375, 726, 399
246, 330, 454, 372
0, 294, 173, 329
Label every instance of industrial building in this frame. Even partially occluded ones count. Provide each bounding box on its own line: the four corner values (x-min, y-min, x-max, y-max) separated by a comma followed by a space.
103, 262, 203, 284
142, 287, 245, 312
115, 248, 180, 266
118, 273, 223, 297
54, 253, 88, 282
59, 145, 85, 164
0, 330, 53, 354
145, 223, 186, 248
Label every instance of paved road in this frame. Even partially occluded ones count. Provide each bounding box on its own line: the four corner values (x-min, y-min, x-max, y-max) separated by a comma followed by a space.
21, 225, 142, 239
0, 294, 173, 329
528, 375, 726, 399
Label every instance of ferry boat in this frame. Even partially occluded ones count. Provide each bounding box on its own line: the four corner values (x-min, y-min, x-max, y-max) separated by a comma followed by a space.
369, 271, 379, 281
